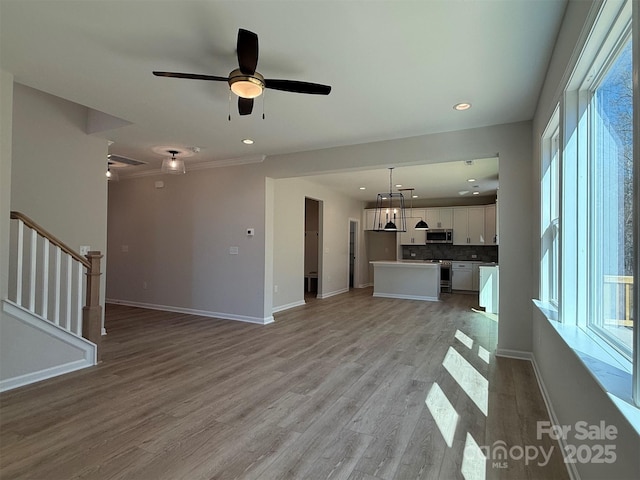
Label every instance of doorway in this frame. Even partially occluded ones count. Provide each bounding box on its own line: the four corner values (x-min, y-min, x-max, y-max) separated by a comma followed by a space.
304, 198, 321, 297
349, 219, 358, 289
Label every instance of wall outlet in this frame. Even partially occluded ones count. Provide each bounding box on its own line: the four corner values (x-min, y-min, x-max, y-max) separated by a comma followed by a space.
229, 246, 239, 255
121, 245, 129, 253
471, 254, 477, 258
274, 285, 278, 293
411, 252, 416, 257
143, 281, 148, 289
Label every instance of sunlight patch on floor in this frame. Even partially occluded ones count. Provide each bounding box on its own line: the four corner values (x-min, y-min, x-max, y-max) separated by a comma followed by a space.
442, 347, 488, 416
455, 329, 474, 349
461, 432, 486, 480
425, 382, 459, 448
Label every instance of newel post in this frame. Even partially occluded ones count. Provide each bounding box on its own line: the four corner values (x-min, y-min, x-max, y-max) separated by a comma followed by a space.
82, 251, 103, 362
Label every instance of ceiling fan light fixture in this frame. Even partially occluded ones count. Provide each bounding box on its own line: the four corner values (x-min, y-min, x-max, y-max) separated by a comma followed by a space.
229, 69, 264, 98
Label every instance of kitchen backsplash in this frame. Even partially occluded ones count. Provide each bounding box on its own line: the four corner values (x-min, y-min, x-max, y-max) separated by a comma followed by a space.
402, 244, 498, 263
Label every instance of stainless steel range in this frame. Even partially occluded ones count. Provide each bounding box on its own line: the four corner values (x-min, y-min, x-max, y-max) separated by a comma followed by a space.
425, 260, 452, 293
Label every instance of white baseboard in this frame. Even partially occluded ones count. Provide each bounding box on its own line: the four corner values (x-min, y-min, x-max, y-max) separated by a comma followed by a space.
495, 348, 579, 480
530, 356, 581, 480
318, 287, 349, 299
357, 283, 373, 288
106, 298, 273, 325
495, 348, 533, 361
372, 292, 439, 302
272, 300, 306, 314
0, 359, 92, 392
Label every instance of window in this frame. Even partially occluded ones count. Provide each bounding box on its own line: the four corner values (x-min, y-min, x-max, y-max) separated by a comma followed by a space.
540, 0, 637, 403
586, 36, 634, 358
541, 110, 560, 306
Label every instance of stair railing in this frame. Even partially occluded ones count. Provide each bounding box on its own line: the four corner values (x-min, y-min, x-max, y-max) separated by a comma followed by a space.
9, 211, 102, 360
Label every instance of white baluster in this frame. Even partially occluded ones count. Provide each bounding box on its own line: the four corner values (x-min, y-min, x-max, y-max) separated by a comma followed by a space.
65, 254, 72, 331
28, 228, 37, 311
76, 262, 83, 336
53, 247, 61, 326
41, 238, 49, 318
16, 220, 24, 306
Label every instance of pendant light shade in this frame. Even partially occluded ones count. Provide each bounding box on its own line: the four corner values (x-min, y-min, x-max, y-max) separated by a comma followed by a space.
415, 219, 429, 230
372, 168, 407, 232
161, 150, 186, 174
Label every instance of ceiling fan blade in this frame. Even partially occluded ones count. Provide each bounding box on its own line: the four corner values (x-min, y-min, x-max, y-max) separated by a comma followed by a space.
264, 79, 331, 95
237, 28, 258, 75
238, 97, 254, 116
153, 71, 229, 82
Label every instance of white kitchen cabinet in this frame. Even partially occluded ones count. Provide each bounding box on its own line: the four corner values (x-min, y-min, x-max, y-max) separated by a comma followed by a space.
485, 204, 497, 245
399, 217, 426, 244
452, 262, 473, 290
425, 208, 453, 229
453, 207, 486, 245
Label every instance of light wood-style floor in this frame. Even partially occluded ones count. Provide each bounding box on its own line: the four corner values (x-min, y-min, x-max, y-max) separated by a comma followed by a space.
0, 289, 569, 480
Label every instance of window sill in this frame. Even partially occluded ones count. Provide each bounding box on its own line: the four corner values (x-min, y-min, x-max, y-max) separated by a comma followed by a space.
532, 299, 640, 436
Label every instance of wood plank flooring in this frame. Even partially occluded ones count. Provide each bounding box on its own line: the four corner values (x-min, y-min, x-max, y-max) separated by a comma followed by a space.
0, 289, 569, 480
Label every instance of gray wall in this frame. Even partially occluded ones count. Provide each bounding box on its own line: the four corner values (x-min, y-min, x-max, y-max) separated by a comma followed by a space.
531, 1, 639, 478
1, 81, 108, 384
263, 121, 533, 353
107, 164, 269, 322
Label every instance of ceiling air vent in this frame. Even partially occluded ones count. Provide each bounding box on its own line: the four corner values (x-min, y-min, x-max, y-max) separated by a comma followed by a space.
107, 154, 146, 167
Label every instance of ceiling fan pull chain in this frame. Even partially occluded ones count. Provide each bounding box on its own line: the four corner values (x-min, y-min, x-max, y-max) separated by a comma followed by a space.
262, 91, 265, 120
228, 90, 232, 121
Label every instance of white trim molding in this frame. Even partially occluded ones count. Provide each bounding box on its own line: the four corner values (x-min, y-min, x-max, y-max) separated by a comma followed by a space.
106, 298, 274, 325
272, 300, 306, 314
318, 287, 349, 299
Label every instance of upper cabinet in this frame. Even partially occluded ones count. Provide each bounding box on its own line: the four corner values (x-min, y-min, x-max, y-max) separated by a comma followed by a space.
453, 206, 486, 245
484, 203, 498, 245
365, 203, 497, 245
424, 208, 453, 229
399, 209, 426, 245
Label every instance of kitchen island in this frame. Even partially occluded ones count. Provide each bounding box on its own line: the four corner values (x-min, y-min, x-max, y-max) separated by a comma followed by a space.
370, 261, 440, 301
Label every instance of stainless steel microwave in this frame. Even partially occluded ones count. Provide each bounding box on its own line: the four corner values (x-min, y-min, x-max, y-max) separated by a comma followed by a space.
425, 229, 453, 244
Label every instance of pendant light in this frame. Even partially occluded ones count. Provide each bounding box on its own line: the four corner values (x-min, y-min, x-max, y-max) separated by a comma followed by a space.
161, 150, 186, 174
372, 168, 407, 232
399, 187, 429, 230
106, 162, 119, 181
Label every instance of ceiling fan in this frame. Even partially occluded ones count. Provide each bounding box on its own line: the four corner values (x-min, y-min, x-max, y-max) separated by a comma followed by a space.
153, 28, 331, 116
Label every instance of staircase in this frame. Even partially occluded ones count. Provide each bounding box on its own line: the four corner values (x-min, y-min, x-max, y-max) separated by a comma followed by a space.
1, 211, 103, 391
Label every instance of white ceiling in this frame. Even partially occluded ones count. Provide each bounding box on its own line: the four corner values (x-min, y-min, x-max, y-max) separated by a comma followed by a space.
0, 0, 566, 198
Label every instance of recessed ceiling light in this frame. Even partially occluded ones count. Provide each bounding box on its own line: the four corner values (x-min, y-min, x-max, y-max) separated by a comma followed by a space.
467, 178, 476, 182
458, 190, 469, 196
359, 187, 366, 190
412, 195, 418, 198
454, 102, 472, 111
242, 138, 254, 145
472, 191, 480, 195
395, 184, 402, 188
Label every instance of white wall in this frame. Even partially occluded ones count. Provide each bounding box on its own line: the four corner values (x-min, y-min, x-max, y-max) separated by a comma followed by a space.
531, 1, 639, 479
271, 176, 364, 310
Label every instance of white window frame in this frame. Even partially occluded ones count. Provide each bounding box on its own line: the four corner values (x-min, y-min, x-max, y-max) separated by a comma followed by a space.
545, 0, 639, 407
